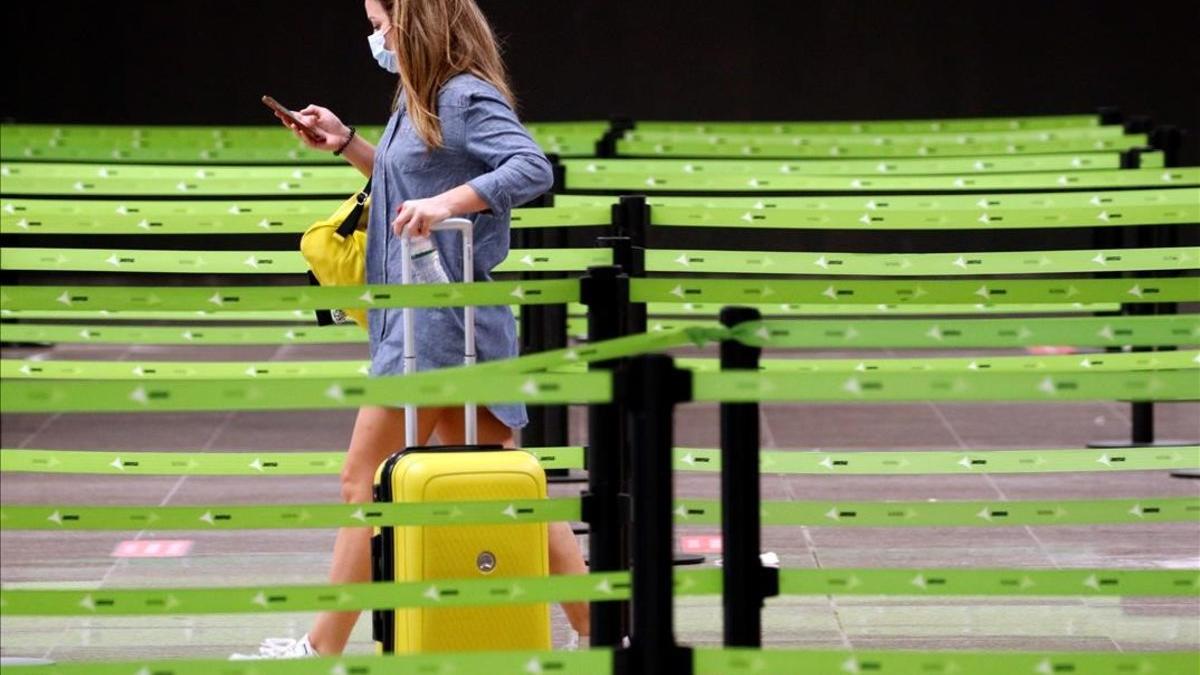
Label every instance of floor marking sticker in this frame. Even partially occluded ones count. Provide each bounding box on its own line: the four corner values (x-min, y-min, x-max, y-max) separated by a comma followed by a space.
681, 534, 723, 554
111, 539, 193, 558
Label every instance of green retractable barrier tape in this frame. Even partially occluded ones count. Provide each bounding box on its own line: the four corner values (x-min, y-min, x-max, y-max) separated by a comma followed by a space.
1, 308, 321, 322
696, 446, 1200, 476
616, 135, 1148, 159
3, 132, 597, 163
636, 114, 1104, 134
694, 650, 1198, 675
0, 279, 580, 312
11, 649, 1197, 675
1, 197, 346, 234
0, 568, 1194, 618
0, 446, 581, 475
8, 163, 1194, 196
676, 350, 1200, 374
0, 163, 366, 196
0, 302, 1123, 324
0, 324, 366, 345
565, 166, 1199, 193
0, 247, 612, 274
1, 124, 386, 145
622, 124, 1127, 146
6, 351, 1192, 382
5, 444, 1195, 476
3, 246, 1190, 276
0, 320, 539, 345
675, 497, 1200, 527
644, 246, 1196, 275
1, 123, 605, 161
567, 152, 1147, 177
0, 358, 372, 379
4, 189, 1193, 235
12, 312, 1185, 348
3, 496, 1194, 530
732, 315, 1200, 349
651, 204, 1197, 230
4, 368, 1196, 414
0, 652, 611, 675
559, 187, 1200, 209
690, 370, 1199, 403
0, 497, 582, 530
0, 200, 613, 234
649, 302, 1120, 316
630, 277, 1200, 306
1, 121, 603, 143
0, 371, 611, 413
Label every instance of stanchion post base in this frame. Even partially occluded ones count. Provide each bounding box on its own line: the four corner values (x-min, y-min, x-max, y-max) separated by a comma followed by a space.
614, 644, 693, 675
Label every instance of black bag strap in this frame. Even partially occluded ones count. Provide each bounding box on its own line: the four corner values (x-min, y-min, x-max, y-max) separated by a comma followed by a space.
335, 178, 372, 238
307, 271, 335, 326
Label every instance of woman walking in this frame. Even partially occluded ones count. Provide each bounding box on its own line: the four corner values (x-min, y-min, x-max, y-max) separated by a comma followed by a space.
234, 0, 589, 657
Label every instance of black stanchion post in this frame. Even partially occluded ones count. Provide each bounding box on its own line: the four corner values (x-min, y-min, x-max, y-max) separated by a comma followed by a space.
580, 265, 631, 646
540, 215, 571, 458
1088, 195, 1195, 450
595, 116, 635, 158
1097, 106, 1122, 126
517, 191, 551, 449
518, 188, 576, 480
518, 220, 548, 451
547, 153, 567, 196
1154, 130, 1200, 477
1150, 126, 1183, 168
718, 307, 778, 646
1124, 114, 1154, 135
613, 195, 649, 335
610, 196, 704, 568
611, 116, 636, 134
619, 354, 693, 675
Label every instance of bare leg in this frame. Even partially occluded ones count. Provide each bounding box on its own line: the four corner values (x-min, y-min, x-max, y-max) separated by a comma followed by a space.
437, 408, 591, 637
547, 521, 591, 636
307, 405, 441, 656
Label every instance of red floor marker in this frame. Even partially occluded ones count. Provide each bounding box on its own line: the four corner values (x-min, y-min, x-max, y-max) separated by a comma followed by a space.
1026, 346, 1079, 355
111, 540, 193, 558
680, 534, 723, 554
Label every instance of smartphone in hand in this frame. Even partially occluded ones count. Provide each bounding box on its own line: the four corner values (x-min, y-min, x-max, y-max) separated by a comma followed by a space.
262, 95, 325, 142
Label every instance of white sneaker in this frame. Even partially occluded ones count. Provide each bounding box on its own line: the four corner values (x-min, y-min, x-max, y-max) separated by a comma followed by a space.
229, 634, 319, 660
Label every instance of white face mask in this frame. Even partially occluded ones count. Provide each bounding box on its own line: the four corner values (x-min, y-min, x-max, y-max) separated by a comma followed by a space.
368, 29, 399, 74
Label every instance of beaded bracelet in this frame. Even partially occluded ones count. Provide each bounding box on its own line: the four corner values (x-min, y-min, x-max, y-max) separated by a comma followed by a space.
333, 126, 357, 156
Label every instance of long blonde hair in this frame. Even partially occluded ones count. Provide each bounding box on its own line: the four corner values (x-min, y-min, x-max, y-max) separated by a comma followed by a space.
384, 0, 515, 149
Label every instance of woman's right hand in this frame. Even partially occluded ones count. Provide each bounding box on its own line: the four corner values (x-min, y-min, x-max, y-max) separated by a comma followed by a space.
275, 105, 351, 153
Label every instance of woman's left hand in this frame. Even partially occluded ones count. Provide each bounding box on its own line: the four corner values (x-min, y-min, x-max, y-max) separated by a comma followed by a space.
392, 197, 453, 238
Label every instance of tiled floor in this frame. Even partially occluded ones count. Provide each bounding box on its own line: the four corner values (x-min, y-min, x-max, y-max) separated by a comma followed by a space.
2, 340, 1198, 662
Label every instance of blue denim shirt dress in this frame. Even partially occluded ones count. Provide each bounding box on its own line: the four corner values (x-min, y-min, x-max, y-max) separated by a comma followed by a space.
366, 73, 552, 429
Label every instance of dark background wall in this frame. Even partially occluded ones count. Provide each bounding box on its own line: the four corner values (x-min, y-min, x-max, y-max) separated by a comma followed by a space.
2, 0, 1197, 162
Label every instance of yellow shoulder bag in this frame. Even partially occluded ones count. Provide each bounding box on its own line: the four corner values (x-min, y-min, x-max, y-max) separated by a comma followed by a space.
300, 179, 371, 329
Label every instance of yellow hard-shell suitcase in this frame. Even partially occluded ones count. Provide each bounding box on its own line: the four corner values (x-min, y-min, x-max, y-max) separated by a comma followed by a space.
371, 446, 551, 653
370, 220, 550, 653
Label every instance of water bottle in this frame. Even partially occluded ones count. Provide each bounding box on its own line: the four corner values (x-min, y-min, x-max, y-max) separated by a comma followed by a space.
408, 235, 449, 284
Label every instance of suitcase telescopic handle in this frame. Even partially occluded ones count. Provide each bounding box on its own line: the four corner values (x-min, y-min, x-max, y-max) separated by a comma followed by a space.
399, 218, 477, 448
